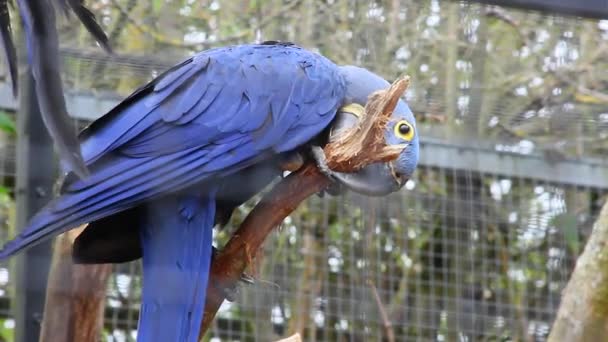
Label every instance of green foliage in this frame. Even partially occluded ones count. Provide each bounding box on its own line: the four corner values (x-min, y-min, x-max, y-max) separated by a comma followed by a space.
553, 213, 580, 254
63, 0, 607, 158
0, 318, 14, 342
151, 0, 163, 12
0, 112, 15, 136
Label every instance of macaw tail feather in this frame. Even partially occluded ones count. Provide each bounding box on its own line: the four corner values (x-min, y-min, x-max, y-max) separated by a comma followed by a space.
57, 0, 111, 52
137, 192, 216, 342
17, 0, 89, 178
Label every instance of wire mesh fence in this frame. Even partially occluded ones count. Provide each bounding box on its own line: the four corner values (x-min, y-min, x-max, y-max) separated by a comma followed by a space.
0, 0, 605, 341
95, 165, 607, 341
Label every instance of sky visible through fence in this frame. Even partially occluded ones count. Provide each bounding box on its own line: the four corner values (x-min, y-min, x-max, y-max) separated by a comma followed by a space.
0, 0, 606, 341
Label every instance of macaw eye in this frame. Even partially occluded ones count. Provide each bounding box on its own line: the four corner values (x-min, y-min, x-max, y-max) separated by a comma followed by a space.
394, 120, 415, 141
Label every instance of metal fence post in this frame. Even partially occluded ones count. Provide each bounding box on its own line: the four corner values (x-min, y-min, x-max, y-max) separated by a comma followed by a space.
13, 67, 57, 342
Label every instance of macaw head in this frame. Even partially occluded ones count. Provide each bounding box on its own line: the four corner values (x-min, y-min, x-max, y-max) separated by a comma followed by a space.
330, 66, 420, 196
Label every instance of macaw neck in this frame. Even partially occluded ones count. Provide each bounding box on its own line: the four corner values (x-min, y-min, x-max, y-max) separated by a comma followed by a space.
338, 65, 391, 105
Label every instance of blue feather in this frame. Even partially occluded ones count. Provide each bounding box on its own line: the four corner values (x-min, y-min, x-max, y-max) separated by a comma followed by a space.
0, 43, 349, 342
153, 58, 198, 92
0, 40, 423, 342
17, 0, 89, 178
137, 192, 216, 341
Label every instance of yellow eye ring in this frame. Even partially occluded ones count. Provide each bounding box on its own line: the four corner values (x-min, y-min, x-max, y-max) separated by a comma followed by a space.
394, 120, 415, 141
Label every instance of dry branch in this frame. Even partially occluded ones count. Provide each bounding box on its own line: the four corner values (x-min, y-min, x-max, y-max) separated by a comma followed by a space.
200, 75, 410, 336
200, 164, 330, 336
39, 227, 112, 342
368, 280, 396, 342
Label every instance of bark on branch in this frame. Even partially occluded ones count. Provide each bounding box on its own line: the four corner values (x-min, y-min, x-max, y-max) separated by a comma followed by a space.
200, 75, 411, 336
39, 227, 112, 342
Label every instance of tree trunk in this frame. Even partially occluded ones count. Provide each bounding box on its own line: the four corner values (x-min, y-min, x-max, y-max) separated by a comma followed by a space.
39, 227, 112, 342
547, 200, 608, 341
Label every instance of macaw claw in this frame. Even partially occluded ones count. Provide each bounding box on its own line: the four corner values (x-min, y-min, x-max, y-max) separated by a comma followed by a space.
239, 272, 255, 285
310, 146, 345, 197
213, 276, 254, 302
310, 146, 336, 179
279, 152, 305, 172
211, 248, 256, 302
220, 284, 239, 302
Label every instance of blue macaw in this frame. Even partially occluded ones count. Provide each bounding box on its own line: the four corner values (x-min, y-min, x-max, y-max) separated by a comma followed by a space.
0, 42, 419, 341
0, 0, 110, 178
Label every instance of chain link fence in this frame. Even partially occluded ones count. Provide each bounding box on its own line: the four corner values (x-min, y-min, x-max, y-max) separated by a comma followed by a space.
94, 162, 606, 341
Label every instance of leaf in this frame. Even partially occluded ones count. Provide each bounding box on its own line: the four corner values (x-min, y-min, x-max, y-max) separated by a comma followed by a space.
152, 0, 164, 13
0, 111, 15, 135
0, 317, 15, 342
0, 186, 12, 208
552, 213, 579, 254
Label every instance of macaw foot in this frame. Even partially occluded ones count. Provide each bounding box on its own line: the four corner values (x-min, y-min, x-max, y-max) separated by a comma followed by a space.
277, 149, 342, 196
219, 272, 256, 302
278, 152, 305, 173
310, 146, 334, 178
316, 182, 344, 197
210, 247, 255, 302
310, 146, 346, 196
239, 272, 255, 285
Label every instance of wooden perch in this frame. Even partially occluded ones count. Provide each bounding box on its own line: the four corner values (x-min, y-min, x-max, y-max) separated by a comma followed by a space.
200, 75, 411, 336
200, 164, 330, 335
39, 227, 112, 342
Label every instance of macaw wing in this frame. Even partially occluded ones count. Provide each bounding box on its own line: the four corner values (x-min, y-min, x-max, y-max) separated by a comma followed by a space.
0, 43, 345, 258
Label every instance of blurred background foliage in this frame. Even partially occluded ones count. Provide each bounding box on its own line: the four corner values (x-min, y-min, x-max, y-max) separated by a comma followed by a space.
55, 0, 608, 158
0, 0, 605, 341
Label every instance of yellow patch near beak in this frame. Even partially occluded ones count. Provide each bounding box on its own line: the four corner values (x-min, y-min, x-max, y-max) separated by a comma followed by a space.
339, 103, 365, 118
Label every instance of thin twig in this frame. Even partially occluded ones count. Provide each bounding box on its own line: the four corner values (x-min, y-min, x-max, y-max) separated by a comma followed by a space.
367, 280, 396, 342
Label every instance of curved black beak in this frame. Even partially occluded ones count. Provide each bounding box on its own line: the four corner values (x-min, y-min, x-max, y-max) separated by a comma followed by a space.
330, 160, 407, 196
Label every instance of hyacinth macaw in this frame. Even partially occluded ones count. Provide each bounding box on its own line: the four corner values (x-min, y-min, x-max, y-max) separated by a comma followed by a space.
0, 0, 110, 178
0, 42, 419, 341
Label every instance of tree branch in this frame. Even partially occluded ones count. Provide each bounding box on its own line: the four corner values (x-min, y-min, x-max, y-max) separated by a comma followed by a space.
200, 75, 411, 337
39, 227, 112, 342
368, 280, 396, 342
